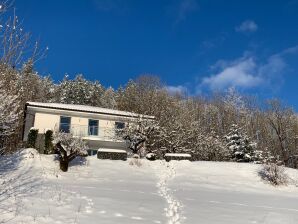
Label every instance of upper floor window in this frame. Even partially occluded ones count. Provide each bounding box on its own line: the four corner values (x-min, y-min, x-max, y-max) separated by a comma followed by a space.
89, 119, 99, 136
60, 116, 71, 133
115, 122, 125, 130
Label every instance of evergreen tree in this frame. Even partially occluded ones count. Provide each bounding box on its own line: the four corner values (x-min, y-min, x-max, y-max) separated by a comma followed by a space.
225, 124, 256, 162
55, 74, 105, 106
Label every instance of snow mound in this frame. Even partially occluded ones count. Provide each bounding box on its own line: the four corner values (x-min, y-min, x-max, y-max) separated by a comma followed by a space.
20, 148, 39, 158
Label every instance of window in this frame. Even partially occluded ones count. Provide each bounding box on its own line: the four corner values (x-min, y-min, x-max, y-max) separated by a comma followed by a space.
59, 116, 71, 133
115, 122, 125, 130
88, 119, 99, 136
87, 149, 98, 156
115, 122, 125, 137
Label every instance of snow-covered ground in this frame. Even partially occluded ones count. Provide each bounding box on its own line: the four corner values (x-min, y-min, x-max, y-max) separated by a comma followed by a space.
1, 149, 298, 224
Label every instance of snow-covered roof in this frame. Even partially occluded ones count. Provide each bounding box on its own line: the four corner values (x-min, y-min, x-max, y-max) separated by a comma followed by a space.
164, 153, 192, 157
98, 148, 127, 153
26, 102, 154, 119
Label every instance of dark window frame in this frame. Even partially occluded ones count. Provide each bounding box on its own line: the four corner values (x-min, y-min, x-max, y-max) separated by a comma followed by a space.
115, 122, 125, 130
88, 119, 99, 136
115, 122, 125, 137
59, 116, 71, 133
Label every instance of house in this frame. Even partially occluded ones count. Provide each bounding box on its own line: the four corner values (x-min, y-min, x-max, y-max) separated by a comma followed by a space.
23, 102, 154, 154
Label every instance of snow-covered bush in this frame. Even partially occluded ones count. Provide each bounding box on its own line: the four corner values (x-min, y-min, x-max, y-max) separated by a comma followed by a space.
44, 129, 54, 154
146, 153, 157, 161
26, 127, 39, 148
97, 149, 127, 161
252, 148, 278, 164
191, 133, 229, 161
53, 132, 88, 172
225, 124, 257, 162
258, 163, 288, 186
164, 153, 191, 162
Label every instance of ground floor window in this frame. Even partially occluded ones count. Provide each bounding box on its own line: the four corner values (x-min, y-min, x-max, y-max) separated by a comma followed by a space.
115, 122, 125, 137
87, 149, 98, 156
89, 119, 99, 136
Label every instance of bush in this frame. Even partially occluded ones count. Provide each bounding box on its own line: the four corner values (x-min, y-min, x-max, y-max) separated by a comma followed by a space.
258, 163, 288, 186
44, 129, 54, 154
164, 153, 192, 162
146, 153, 156, 161
27, 128, 39, 148
97, 149, 127, 161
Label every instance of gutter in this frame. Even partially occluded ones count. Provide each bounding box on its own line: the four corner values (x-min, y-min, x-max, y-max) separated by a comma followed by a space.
26, 103, 155, 120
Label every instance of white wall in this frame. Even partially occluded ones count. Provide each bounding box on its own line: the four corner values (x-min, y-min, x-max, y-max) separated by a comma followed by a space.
24, 106, 131, 147
23, 111, 35, 141
26, 109, 125, 141
34, 112, 60, 133
98, 119, 115, 139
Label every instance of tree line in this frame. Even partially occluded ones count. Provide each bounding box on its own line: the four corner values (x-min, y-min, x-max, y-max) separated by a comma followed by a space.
0, 1, 297, 168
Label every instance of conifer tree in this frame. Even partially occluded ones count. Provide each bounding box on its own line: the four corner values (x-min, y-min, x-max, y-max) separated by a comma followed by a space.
225, 124, 256, 162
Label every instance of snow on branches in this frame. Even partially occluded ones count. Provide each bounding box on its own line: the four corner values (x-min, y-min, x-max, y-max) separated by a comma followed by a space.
0, 83, 20, 154
225, 124, 257, 162
123, 116, 159, 157
53, 132, 88, 171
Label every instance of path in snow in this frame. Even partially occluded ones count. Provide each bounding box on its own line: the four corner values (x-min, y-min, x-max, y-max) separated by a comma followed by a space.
154, 161, 183, 224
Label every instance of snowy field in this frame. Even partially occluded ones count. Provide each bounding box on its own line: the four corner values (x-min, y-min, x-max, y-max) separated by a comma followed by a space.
1, 149, 298, 224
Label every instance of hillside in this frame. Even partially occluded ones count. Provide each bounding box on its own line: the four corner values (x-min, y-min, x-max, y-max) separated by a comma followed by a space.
1, 149, 298, 224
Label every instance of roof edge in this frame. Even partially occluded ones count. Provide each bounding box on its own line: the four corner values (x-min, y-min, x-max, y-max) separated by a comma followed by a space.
26, 102, 155, 120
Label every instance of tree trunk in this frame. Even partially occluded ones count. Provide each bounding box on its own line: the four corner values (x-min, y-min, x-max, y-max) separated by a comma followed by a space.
56, 142, 70, 172
60, 159, 69, 172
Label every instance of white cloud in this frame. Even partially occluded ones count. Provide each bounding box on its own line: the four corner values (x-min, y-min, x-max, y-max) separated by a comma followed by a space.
165, 85, 188, 95
200, 45, 298, 91
236, 20, 258, 33
259, 55, 286, 77
202, 57, 263, 90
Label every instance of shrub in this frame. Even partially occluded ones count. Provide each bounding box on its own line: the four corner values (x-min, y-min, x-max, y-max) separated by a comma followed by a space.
97, 149, 127, 161
146, 153, 156, 161
44, 129, 54, 154
164, 153, 192, 162
258, 163, 288, 186
27, 128, 39, 148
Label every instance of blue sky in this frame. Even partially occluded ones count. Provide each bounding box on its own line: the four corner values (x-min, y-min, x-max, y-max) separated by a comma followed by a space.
14, 0, 298, 109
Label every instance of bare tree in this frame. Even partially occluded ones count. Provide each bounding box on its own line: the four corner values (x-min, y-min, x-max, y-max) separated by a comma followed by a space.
266, 99, 294, 164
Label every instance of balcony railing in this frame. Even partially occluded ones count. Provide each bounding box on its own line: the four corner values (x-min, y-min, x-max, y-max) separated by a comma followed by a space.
56, 124, 124, 142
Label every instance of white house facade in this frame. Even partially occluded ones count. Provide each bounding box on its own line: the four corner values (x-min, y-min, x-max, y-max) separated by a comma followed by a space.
23, 102, 154, 151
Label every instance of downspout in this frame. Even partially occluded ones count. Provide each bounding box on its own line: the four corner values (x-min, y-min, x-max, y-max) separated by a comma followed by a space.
21, 103, 29, 142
